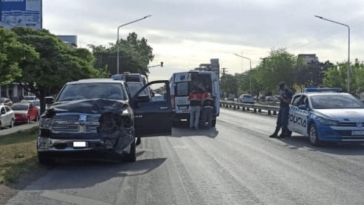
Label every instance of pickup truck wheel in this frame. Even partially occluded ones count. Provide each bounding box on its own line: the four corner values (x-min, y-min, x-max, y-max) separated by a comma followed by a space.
123, 140, 136, 163
309, 124, 321, 146
211, 119, 216, 127
38, 152, 56, 166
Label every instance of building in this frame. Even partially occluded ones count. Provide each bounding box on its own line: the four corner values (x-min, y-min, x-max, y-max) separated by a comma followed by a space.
194, 59, 220, 79
57, 35, 78, 47
298, 54, 319, 64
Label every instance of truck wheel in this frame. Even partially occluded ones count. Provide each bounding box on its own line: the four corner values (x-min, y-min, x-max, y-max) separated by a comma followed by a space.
123, 140, 136, 163
38, 152, 56, 166
211, 119, 216, 127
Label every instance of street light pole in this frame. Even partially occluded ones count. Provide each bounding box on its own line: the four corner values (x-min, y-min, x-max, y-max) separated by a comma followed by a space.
117, 15, 152, 74
234, 53, 252, 94
315, 15, 350, 92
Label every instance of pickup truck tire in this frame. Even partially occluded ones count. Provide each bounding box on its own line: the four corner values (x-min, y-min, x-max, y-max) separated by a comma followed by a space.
123, 140, 136, 163
211, 119, 216, 127
38, 152, 56, 166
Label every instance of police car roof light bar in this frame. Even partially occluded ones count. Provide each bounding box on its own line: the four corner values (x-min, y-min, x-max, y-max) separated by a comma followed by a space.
304, 87, 342, 93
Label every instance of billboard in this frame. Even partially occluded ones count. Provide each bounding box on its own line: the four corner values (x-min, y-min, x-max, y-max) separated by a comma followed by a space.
0, 0, 42, 29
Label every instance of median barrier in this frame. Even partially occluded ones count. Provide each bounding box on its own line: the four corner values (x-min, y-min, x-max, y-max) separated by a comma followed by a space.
220, 100, 279, 116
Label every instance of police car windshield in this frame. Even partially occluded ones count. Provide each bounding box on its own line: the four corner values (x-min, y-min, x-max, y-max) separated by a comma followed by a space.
58, 83, 126, 101
310, 95, 364, 109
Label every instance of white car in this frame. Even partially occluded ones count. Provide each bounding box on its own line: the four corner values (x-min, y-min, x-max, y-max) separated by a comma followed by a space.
22, 95, 37, 103
0, 105, 15, 129
239, 94, 255, 104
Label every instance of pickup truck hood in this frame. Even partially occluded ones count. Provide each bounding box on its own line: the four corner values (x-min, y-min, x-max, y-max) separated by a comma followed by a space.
48, 99, 129, 114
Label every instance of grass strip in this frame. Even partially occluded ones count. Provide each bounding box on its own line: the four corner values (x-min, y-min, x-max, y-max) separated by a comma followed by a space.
0, 126, 40, 184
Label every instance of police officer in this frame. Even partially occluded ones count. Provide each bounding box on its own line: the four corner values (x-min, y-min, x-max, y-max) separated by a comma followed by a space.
269, 82, 293, 138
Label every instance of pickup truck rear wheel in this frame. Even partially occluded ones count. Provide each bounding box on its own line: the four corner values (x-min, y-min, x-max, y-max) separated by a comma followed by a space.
211, 119, 216, 127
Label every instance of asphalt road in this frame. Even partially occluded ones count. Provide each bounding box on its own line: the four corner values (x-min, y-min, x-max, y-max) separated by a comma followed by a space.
6, 108, 364, 205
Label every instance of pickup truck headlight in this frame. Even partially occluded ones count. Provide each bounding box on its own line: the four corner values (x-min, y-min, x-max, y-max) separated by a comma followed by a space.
39, 118, 53, 129
318, 118, 339, 126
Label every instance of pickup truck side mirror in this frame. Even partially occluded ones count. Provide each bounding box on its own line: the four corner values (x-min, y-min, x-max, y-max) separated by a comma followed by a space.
45, 97, 54, 104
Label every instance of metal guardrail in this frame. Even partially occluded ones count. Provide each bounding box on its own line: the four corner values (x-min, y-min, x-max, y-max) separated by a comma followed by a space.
220, 100, 280, 116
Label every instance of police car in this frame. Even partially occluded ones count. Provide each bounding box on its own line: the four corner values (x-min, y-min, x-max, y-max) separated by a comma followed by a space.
287, 88, 364, 146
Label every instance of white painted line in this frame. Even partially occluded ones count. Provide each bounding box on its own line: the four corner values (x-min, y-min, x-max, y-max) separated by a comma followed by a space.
41, 191, 111, 205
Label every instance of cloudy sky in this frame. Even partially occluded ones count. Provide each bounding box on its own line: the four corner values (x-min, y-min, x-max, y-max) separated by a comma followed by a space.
43, 0, 364, 81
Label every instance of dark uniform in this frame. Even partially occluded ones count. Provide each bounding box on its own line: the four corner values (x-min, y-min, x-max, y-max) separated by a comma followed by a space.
270, 82, 293, 138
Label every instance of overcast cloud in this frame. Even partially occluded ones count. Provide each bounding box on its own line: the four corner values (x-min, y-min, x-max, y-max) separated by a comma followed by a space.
43, 0, 364, 81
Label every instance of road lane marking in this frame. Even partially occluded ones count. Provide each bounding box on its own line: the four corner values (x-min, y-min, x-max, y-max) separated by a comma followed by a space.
41, 191, 111, 205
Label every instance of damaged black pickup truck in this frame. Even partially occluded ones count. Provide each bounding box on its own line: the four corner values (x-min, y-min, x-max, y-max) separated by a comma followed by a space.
37, 78, 173, 165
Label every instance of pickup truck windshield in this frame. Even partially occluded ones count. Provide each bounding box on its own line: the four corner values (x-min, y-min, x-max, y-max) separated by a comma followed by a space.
58, 83, 126, 101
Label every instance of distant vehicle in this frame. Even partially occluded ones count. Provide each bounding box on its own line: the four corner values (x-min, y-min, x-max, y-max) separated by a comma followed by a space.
32, 100, 40, 110
151, 93, 164, 102
125, 81, 151, 99
169, 70, 220, 127
11, 102, 39, 124
258, 95, 266, 102
265, 96, 274, 102
22, 95, 37, 102
239, 94, 255, 104
0, 97, 13, 106
0, 105, 15, 129
227, 94, 235, 101
112, 72, 148, 85
288, 88, 364, 145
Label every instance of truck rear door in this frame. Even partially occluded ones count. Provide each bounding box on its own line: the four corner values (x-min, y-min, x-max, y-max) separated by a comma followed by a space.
173, 73, 190, 114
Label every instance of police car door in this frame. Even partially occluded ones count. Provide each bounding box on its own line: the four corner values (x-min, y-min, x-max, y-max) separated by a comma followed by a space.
288, 94, 309, 135
133, 80, 173, 137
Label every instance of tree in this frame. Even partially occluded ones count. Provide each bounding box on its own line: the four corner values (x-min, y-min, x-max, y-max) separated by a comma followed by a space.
253, 48, 302, 95
89, 32, 154, 77
221, 73, 237, 97
11, 27, 105, 113
324, 62, 349, 92
0, 26, 39, 85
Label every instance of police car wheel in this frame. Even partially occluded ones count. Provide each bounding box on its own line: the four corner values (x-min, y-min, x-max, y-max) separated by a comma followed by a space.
309, 124, 321, 146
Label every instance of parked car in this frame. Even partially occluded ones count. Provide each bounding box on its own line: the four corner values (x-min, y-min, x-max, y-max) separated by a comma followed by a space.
239, 94, 255, 104
0, 105, 15, 129
32, 100, 40, 110
37, 78, 173, 165
11, 102, 39, 124
288, 88, 364, 145
22, 95, 37, 103
0, 97, 13, 106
